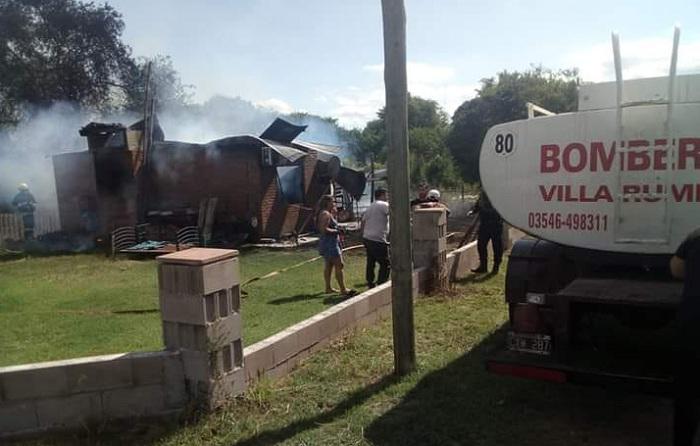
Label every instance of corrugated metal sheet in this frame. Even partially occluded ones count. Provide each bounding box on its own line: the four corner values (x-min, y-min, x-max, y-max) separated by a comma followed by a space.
259, 118, 307, 142
154, 136, 309, 163
294, 140, 341, 154
293, 141, 341, 163
259, 139, 307, 162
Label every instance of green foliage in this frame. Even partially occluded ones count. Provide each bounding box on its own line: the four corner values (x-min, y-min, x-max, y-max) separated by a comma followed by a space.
356, 118, 386, 164
447, 66, 579, 182
0, 0, 134, 122
409, 126, 459, 188
354, 95, 459, 188
0, 0, 194, 123
121, 55, 194, 113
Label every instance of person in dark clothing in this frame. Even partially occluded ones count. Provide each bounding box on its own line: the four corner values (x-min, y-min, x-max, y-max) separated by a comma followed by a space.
362, 188, 390, 288
469, 191, 503, 274
410, 182, 430, 208
12, 183, 36, 240
670, 229, 700, 446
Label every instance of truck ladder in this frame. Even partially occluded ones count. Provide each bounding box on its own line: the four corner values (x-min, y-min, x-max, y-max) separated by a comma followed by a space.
612, 27, 680, 245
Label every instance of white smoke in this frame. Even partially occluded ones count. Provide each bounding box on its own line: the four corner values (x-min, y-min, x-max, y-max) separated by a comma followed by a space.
0, 96, 356, 214
0, 103, 137, 213
160, 95, 352, 152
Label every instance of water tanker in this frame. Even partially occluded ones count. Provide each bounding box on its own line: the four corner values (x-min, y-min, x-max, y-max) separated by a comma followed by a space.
481, 74, 700, 254
486, 28, 696, 395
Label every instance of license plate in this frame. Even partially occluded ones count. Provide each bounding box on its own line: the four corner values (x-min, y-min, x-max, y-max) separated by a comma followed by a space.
507, 331, 552, 355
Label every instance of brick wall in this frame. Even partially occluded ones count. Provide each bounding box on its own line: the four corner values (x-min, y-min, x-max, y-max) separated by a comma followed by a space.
148, 147, 259, 224
0, 351, 186, 439
259, 150, 332, 238
279, 205, 301, 236
259, 165, 283, 238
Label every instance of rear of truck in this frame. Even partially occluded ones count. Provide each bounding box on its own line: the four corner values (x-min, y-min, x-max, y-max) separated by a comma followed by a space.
481, 69, 700, 394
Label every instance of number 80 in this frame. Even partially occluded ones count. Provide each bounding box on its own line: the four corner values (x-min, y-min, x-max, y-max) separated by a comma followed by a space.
494, 133, 514, 154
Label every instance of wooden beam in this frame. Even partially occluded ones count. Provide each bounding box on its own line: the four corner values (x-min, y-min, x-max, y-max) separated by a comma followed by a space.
136, 61, 153, 223
381, 0, 416, 376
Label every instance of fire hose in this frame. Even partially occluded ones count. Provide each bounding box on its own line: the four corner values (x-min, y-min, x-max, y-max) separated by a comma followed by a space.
103, 243, 366, 315
240, 243, 364, 287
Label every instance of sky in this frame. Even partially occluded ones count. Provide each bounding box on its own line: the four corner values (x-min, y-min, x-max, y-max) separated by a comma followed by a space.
107, 0, 700, 128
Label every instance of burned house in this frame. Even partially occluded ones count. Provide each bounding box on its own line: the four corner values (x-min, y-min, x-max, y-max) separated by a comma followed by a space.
52, 121, 146, 236
52, 118, 365, 243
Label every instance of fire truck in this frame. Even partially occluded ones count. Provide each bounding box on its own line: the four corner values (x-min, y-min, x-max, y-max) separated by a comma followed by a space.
485, 28, 700, 394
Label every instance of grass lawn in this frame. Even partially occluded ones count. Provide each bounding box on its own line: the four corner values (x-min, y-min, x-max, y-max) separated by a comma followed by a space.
141, 273, 673, 446
0, 248, 368, 367
20, 271, 673, 446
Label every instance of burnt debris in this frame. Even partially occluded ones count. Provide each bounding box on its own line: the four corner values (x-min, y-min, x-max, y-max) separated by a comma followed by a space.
53, 118, 365, 248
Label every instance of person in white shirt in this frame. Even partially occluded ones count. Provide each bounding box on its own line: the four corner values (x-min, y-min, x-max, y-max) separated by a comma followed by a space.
361, 188, 390, 288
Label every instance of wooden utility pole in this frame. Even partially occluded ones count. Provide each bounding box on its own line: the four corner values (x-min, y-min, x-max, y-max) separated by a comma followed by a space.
136, 61, 153, 223
381, 0, 415, 375
370, 154, 375, 203
141, 61, 153, 168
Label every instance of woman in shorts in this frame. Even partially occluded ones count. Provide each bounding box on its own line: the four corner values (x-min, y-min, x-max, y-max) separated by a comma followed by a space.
317, 195, 356, 296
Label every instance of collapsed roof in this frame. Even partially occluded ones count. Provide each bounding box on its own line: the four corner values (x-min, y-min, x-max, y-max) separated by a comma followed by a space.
154, 117, 365, 199
77, 117, 365, 199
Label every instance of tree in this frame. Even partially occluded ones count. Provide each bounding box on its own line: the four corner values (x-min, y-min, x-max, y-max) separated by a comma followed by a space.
447, 66, 579, 182
354, 118, 386, 165
354, 95, 459, 188
121, 55, 193, 113
0, 0, 133, 123
409, 126, 458, 188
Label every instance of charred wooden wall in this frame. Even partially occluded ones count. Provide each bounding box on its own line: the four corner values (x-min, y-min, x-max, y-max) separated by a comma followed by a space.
53, 149, 137, 235
54, 152, 97, 233
94, 149, 138, 232
147, 146, 329, 240
54, 143, 334, 240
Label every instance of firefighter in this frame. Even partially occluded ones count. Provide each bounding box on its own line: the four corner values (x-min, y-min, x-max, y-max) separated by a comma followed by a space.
469, 190, 503, 274
12, 183, 37, 240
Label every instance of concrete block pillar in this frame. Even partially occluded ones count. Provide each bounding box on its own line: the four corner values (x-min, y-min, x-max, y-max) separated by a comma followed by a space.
157, 248, 246, 409
412, 208, 448, 292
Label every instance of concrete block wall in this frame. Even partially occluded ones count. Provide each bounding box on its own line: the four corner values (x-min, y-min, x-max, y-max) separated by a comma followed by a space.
0, 351, 186, 439
158, 248, 247, 409
244, 268, 429, 384
244, 282, 392, 382
242, 224, 527, 387
413, 208, 448, 292
0, 224, 526, 439
446, 240, 478, 281
447, 227, 526, 281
